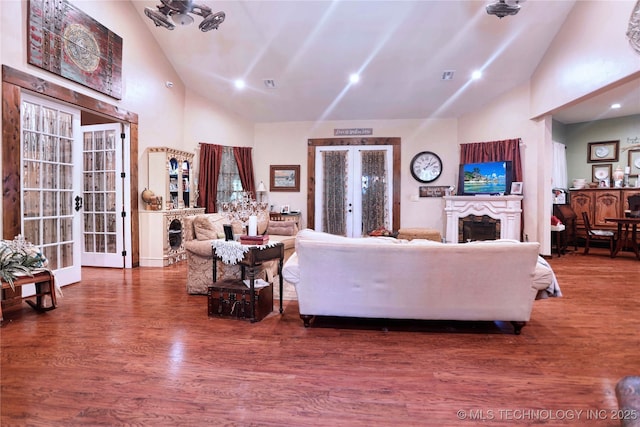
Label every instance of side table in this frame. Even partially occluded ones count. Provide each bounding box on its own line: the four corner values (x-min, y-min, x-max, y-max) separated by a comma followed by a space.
211, 241, 284, 322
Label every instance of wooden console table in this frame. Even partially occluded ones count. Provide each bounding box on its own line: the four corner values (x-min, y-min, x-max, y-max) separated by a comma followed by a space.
1, 270, 57, 322
211, 242, 284, 322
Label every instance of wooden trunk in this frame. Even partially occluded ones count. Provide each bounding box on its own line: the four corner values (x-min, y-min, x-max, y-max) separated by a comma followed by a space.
207, 280, 273, 322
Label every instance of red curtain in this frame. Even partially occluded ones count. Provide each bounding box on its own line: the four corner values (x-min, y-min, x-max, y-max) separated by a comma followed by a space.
459, 138, 523, 182
233, 146, 256, 198
459, 138, 524, 240
197, 143, 223, 213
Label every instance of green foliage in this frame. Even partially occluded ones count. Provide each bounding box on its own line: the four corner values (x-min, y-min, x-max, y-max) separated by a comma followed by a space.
0, 244, 46, 291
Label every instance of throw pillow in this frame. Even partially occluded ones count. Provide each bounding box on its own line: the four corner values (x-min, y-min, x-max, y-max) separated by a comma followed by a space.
257, 211, 269, 235
194, 215, 223, 240
267, 220, 298, 236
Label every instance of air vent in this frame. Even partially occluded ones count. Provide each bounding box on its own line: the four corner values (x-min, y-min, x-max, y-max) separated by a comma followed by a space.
263, 79, 276, 88
441, 70, 455, 81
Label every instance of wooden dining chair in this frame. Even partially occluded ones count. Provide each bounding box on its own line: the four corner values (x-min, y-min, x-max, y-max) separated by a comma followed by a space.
581, 211, 616, 257
628, 194, 640, 218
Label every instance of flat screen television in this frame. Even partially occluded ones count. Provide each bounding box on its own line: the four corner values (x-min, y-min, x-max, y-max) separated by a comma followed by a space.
458, 161, 513, 195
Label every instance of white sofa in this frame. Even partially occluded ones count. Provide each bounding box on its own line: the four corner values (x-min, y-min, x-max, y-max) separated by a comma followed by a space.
283, 229, 554, 334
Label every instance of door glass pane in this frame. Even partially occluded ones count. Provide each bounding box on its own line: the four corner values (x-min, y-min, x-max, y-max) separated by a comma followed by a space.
360, 150, 389, 234
321, 150, 348, 235
21, 98, 78, 274
83, 129, 118, 255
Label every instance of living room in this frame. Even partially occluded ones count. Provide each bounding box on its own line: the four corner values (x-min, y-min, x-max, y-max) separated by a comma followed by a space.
2, 1, 640, 425
2, 1, 639, 259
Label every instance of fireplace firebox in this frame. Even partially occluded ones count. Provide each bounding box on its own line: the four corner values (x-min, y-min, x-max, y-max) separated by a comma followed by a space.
459, 215, 501, 243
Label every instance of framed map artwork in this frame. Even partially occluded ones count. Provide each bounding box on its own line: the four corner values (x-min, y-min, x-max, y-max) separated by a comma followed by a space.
27, 0, 123, 99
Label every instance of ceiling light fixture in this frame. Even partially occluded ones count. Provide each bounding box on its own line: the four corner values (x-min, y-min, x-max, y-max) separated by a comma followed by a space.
486, 0, 524, 19
349, 74, 360, 84
442, 70, 455, 81
471, 70, 482, 80
611, 103, 622, 109
234, 79, 246, 89
144, 0, 225, 32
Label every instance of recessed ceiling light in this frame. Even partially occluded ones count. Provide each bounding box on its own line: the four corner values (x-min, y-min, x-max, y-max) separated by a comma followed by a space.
349, 73, 360, 84
471, 70, 482, 80
234, 79, 246, 89
611, 103, 621, 109
442, 70, 455, 81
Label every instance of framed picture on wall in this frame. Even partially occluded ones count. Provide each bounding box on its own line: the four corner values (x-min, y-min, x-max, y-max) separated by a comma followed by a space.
587, 140, 619, 163
592, 164, 612, 185
628, 149, 640, 177
270, 165, 300, 192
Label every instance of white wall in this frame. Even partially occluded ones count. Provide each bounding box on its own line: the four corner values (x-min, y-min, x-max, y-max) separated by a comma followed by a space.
531, 0, 640, 117
254, 118, 458, 233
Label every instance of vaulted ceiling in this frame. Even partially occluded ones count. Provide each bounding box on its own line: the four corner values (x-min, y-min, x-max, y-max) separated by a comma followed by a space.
135, 1, 639, 125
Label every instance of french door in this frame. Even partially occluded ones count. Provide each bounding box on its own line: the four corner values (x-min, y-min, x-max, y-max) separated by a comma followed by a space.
314, 145, 393, 237
81, 124, 128, 268
21, 93, 82, 287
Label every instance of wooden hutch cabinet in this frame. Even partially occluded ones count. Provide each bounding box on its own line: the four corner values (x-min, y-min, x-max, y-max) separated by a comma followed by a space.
570, 188, 640, 240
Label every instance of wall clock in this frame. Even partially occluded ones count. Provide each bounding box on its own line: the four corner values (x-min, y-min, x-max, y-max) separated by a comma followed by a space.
410, 151, 442, 183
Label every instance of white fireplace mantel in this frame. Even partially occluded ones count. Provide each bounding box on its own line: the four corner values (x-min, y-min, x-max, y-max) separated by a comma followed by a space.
443, 195, 522, 243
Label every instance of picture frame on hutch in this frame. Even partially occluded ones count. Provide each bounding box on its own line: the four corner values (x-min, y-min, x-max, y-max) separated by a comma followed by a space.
587, 141, 619, 163
628, 149, 640, 177
592, 164, 612, 186
270, 165, 300, 192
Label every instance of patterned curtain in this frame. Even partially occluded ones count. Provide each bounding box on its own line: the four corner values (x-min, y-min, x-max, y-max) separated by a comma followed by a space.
361, 150, 388, 234
322, 151, 348, 235
217, 147, 242, 204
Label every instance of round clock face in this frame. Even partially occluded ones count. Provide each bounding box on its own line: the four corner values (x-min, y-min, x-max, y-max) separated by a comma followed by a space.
410, 151, 442, 183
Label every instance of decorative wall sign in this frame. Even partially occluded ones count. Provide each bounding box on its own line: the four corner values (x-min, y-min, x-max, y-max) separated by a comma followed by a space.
334, 128, 373, 136
419, 186, 449, 198
27, 0, 123, 99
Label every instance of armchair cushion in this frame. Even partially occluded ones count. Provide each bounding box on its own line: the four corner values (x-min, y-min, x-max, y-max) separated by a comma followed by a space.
267, 220, 298, 236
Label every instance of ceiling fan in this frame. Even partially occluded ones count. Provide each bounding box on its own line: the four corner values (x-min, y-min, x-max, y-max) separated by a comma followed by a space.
486, 0, 526, 18
144, 0, 225, 32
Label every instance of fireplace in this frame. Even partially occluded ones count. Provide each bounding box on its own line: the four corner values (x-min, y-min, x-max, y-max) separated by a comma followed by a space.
444, 195, 522, 243
459, 215, 501, 243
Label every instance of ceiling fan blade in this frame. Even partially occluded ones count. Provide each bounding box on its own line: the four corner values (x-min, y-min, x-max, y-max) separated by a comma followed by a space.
199, 11, 225, 32
144, 7, 176, 30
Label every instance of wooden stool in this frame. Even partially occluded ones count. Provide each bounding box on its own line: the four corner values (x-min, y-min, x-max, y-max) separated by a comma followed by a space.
1, 270, 57, 322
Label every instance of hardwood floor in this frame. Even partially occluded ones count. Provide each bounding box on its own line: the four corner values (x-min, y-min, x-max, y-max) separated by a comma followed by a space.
1, 247, 638, 426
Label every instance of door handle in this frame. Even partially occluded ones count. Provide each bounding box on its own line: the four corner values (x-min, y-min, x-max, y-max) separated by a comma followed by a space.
75, 196, 83, 212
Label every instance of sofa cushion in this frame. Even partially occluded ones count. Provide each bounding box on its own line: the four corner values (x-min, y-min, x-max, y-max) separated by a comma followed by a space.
193, 215, 225, 240
267, 220, 298, 236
